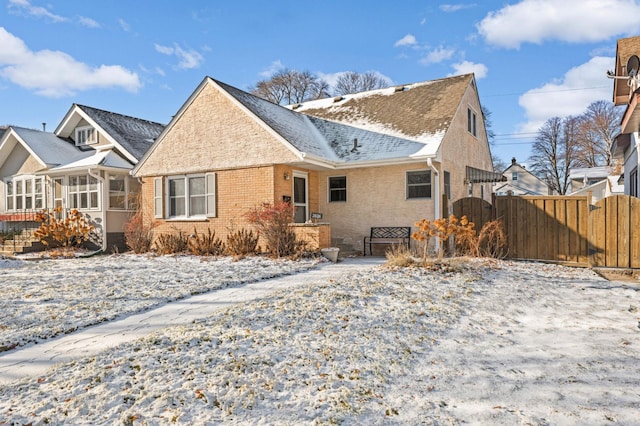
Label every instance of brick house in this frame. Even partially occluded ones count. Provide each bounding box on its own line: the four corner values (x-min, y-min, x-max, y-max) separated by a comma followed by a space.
132, 74, 499, 254
0, 105, 164, 253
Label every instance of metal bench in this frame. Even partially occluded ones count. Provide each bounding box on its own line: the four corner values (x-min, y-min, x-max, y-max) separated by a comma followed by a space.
363, 226, 411, 256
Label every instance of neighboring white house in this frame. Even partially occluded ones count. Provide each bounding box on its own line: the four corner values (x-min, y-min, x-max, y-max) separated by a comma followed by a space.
567, 166, 623, 202
493, 158, 552, 196
0, 105, 164, 253
611, 36, 640, 197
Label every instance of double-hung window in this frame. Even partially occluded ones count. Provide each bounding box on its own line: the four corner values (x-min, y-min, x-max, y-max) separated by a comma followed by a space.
159, 173, 216, 219
69, 174, 99, 210
406, 170, 432, 199
5, 176, 45, 211
328, 176, 347, 202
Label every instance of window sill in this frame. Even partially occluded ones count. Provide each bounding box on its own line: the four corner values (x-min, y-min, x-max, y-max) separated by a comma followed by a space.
165, 217, 210, 222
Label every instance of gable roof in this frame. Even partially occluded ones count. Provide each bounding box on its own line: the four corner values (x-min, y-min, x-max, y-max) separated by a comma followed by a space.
0, 126, 92, 170
56, 104, 164, 163
215, 79, 430, 164
288, 73, 474, 147
135, 74, 476, 175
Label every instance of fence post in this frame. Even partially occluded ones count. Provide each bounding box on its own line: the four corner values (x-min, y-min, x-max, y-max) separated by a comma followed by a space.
586, 191, 593, 268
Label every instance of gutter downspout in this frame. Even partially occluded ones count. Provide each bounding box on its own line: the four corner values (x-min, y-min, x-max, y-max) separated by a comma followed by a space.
427, 158, 440, 253
87, 168, 107, 252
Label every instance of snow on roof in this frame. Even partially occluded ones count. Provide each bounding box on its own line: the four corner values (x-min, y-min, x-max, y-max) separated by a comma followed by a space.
77, 105, 165, 161
287, 74, 472, 148
569, 166, 615, 180
215, 80, 339, 161
47, 149, 133, 173
215, 77, 454, 164
10, 127, 93, 167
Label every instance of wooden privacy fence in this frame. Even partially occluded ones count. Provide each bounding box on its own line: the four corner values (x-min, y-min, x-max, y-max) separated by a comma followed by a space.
452, 194, 640, 269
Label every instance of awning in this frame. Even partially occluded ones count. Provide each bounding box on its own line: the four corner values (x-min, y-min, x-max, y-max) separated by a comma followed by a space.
465, 166, 507, 184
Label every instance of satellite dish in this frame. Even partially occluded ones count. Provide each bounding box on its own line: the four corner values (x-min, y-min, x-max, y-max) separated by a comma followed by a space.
627, 55, 640, 77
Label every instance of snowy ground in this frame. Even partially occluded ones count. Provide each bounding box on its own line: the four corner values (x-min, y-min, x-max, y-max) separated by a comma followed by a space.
0, 254, 318, 352
1, 255, 639, 425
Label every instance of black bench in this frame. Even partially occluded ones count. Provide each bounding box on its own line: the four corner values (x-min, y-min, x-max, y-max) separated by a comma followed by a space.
363, 226, 411, 256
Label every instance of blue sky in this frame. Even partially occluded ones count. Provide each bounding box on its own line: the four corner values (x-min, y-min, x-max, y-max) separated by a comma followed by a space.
1, 0, 639, 166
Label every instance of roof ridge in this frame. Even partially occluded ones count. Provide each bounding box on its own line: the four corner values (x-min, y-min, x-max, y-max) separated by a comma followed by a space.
76, 104, 165, 126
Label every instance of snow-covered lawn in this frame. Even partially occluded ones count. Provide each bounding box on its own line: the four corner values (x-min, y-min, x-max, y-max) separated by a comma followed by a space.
0, 254, 318, 352
1, 256, 639, 424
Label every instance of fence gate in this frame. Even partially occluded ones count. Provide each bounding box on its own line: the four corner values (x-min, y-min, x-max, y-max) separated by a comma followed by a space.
590, 195, 640, 268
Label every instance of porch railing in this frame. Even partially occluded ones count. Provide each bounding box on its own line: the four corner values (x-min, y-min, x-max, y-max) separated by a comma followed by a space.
0, 209, 41, 254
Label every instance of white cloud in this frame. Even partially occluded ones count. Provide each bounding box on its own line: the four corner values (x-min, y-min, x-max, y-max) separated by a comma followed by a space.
259, 60, 285, 78
517, 56, 613, 133
448, 61, 488, 79
8, 0, 67, 23
78, 16, 100, 28
420, 46, 455, 65
118, 18, 131, 32
154, 43, 204, 70
478, 0, 640, 49
394, 34, 417, 47
0, 27, 141, 97
440, 3, 476, 12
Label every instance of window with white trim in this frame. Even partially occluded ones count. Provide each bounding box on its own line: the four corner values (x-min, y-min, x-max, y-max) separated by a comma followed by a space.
4, 176, 45, 211
512, 172, 519, 181
109, 175, 126, 209
467, 107, 477, 137
69, 174, 99, 210
406, 170, 432, 199
161, 173, 216, 219
328, 176, 347, 202
75, 126, 96, 146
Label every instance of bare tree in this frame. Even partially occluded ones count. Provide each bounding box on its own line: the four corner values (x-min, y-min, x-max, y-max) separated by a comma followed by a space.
334, 71, 388, 95
575, 100, 622, 167
529, 116, 582, 195
250, 69, 329, 105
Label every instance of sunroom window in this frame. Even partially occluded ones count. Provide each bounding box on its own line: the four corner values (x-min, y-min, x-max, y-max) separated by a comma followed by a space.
4, 176, 45, 211
69, 174, 99, 209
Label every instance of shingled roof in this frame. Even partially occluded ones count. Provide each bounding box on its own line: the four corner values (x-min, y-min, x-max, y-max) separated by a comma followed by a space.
0, 126, 92, 169
289, 74, 473, 145
76, 105, 165, 160
215, 77, 453, 164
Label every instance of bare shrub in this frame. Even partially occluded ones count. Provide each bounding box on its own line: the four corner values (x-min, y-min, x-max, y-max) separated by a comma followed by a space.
385, 244, 415, 268
34, 207, 94, 249
188, 227, 225, 256
225, 228, 259, 257
412, 215, 476, 262
477, 220, 507, 258
154, 231, 189, 255
244, 202, 306, 258
123, 213, 155, 254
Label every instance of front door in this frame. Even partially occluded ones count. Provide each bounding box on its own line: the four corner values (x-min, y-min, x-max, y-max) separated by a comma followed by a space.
53, 177, 65, 219
293, 172, 308, 223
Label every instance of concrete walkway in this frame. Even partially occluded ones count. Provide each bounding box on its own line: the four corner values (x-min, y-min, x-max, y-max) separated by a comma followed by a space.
0, 256, 385, 385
